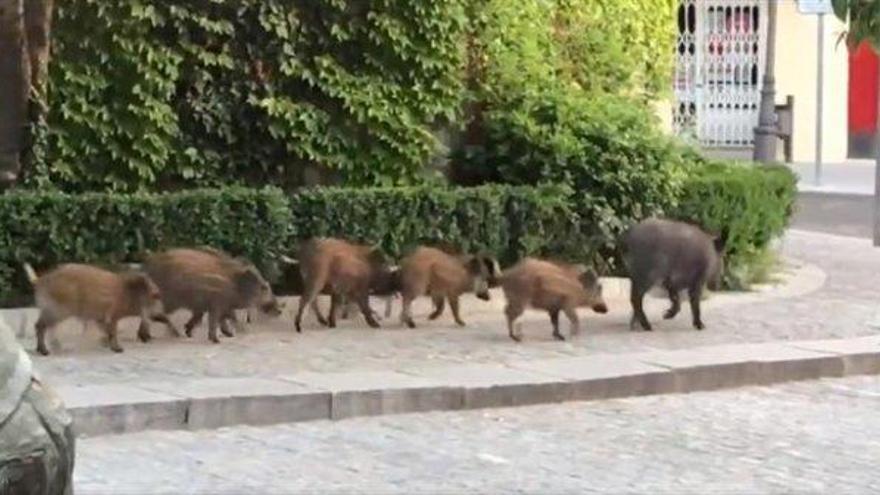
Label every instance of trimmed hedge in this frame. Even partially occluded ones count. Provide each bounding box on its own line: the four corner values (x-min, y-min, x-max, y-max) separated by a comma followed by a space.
288, 184, 576, 264
0, 165, 796, 306
0, 187, 291, 306
672, 161, 797, 288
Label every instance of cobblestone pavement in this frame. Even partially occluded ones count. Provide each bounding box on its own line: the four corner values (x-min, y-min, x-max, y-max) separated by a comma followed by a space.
75, 375, 880, 494
14, 230, 880, 387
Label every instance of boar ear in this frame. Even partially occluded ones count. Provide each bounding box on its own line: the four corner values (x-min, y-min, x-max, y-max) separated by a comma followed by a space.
125, 273, 152, 295
712, 233, 726, 253
465, 256, 483, 275
579, 268, 599, 286
234, 268, 262, 296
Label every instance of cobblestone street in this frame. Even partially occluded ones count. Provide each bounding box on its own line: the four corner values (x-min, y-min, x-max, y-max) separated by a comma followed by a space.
8, 229, 879, 388
75, 374, 880, 494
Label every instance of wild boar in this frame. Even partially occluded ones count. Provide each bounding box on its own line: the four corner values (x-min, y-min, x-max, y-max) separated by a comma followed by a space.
397, 246, 499, 328
23, 263, 164, 355
500, 258, 608, 342
622, 218, 725, 331
293, 238, 398, 332
138, 248, 282, 343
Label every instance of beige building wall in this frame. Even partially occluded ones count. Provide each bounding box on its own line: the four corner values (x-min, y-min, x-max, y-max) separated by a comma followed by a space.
775, 1, 849, 163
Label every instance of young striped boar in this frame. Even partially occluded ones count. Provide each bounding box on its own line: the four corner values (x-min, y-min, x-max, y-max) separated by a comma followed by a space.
24, 263, 164, 355
500, 258, 608, 342
294, 238, 399, 332
397, 246, 499, 328
622, 218, 725, 331
139, 248, 282, 343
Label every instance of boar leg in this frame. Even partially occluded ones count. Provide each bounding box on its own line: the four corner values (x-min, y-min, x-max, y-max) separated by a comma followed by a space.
563, 306, 580, 337
688, 284, 705, 330
428, 296, 445, 320
184, 310, 205, 338
354, 293, 379, 328
629, 283, 652, 331
664, 284, 681, 320
34, 312, 57, 356
328, 293, 341, 328
311, 299, 329, 327
295, 288, 321, 333
400, 295, 417, 329
504, 303, 524, 342
207, 310, 222, 344
448, 296, 466, 327
147, 313, 181, 338
102, 319, 124, 353
225, 312, 246, 336
383, 295, 394, 318
548, 308, 564, 341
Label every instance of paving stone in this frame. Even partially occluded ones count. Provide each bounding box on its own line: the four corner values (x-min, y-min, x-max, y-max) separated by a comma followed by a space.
139, 378, 330, 430
402, 363, 572, 409
633, 343, 844, 392
282, 370, 463, 419
509, 355, 676, 400
55, 384, 186, 436
790, 336, 880, 376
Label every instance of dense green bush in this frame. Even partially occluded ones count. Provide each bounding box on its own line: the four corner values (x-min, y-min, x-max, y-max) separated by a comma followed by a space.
672, 161, 797, 288
456, 93, 688, 264
35, 0, 469, 190
288, 184, 575, 264
0, 187, 291, 306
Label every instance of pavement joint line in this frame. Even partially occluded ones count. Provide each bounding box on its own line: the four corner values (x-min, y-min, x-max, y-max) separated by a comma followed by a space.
53, 336, 880, 439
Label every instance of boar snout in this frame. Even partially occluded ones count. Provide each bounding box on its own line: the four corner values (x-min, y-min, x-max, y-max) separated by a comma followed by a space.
476, 290, 491, 301
592, 301, 608, 314
261, 296, 284, 316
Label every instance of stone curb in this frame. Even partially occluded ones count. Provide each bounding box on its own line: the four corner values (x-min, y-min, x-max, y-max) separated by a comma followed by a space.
53, 336, 880, 438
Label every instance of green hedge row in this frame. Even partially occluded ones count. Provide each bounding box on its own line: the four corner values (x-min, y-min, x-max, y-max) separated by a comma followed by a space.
0, 163, 796, 305
671, 161, 797, 288
0, 187, 291, 306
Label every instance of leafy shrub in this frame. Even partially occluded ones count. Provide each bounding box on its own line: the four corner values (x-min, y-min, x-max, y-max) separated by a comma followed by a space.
456, 93, 688, 266
288, 184, 575, 264
0, 187, 291, 306
38, 0, 469, 190
672, 161, 797, 289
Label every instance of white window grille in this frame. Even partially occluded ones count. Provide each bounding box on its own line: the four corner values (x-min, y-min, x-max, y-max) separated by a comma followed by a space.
674, 0, 766, 147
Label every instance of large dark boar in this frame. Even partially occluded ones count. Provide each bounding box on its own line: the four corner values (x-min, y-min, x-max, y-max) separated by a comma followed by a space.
622, 218, 725, 331
24, 263, 164, 355
139, 248, 282, 343
293, 238, 398, 332
500, 258, 608, 342
397, 246, 499, 328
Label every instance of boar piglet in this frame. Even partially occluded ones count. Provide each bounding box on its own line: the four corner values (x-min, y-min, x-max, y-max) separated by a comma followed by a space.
139, 248, 282, 344
294, 238, 398, 332
622, 218, 725, 331
500, 258, 607, 342
24, 263, 164, 355
397, 246, 499, 328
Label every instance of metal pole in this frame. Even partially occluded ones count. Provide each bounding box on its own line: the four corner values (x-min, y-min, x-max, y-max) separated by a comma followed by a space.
815, 13, 824, 185
753, 0, 778, 162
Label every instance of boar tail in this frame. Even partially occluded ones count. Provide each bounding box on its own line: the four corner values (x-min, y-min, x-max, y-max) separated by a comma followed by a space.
22, 263, 38, 285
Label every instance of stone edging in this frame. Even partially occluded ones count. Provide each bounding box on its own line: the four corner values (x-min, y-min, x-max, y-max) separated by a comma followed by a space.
55, 336, 879, 438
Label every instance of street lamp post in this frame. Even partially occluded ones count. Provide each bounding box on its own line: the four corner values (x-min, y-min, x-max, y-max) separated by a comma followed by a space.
753, 0, 779, 162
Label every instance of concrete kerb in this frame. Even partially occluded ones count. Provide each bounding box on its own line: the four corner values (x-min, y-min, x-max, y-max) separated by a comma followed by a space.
54, 336, 880, 438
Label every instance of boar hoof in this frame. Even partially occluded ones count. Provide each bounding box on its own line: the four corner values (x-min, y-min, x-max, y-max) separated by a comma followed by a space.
137, 329, 152, 343
220, 327, 234, 338
694, 321, 705, 331
36, 346, 50, 356
663, 309, 679, 320
552, 332, 565, 341
455, 320, 466, 327
509, 334, 522, 343
405, 320, 416, 329
110, 346, 124, 353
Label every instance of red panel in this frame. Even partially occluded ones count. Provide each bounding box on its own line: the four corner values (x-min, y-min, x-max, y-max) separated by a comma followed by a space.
849, 42, 879, 134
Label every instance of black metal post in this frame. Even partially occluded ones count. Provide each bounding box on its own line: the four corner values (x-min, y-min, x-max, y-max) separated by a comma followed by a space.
753, 0, 778, 162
